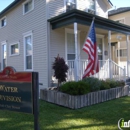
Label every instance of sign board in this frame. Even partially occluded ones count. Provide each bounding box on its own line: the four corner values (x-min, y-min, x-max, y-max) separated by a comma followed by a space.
0, 66, 39, 130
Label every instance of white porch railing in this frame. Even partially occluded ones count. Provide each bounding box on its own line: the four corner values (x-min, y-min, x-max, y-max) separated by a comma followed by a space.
66, 59, 126, 81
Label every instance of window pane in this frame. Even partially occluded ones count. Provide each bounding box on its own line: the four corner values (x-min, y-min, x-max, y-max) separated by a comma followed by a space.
3, 59, 6, 69
11, 44, 19, 55
25, 3, 29, 13
1, 18, 6, 27
88, 0, 95, 10
26, 56, 32, 69
25, 36, 32, 55
24, 0, 32, 13
2, 44, 6, 69
67, 33, 75, 53
67, 54, 75, 60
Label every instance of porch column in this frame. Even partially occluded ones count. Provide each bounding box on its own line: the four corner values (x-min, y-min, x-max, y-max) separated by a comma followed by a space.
126, 35, 129, 76
74, 22, 79, 81
108, 31, 112, 79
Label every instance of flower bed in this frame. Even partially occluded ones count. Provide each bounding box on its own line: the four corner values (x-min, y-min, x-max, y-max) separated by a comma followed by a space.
40, 85, 129, 109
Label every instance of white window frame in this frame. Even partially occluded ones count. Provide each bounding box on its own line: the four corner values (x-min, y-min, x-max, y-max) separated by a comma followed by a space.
1, 41, 7, 70
116, 48, 127, 58
9, 42, 20, 56
0, 16, 7, 28
65, 28, 80, 61
23, 0, 34, 15
23, 30, 33, 71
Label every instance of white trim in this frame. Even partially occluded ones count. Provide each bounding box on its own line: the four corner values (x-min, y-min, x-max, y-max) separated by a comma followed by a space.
1, 41, 7, 70
65, 28, 80, 61
23, 31, 33, 71
0, 16, 7, 28
23, 0, 34, 15
23, 30, 33, 36
9, 42, 20, 57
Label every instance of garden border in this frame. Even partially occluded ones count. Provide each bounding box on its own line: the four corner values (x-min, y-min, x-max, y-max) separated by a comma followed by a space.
40, 85, 129, 109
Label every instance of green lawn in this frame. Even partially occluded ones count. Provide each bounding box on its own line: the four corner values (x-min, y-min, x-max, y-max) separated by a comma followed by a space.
0, 96, 130, 130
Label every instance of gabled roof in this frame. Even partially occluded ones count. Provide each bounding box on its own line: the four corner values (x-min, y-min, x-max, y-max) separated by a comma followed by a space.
108, 7, 130, 16
0, 0, 22, 18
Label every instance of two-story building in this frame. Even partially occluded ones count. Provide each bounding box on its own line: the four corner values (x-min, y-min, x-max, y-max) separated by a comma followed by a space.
0, 0, 130, 90
108, 7, 130, 77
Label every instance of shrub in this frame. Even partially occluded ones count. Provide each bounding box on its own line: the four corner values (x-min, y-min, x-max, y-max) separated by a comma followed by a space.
105, 79, 119, 88
52, 54, 69, 88
100, 80, 110, 90
83, 77, 101, 92
116, 80, 125, 87
60, 81, 90, 95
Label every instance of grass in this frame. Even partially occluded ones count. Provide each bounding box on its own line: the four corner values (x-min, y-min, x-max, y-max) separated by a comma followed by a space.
0, 96, 130, 130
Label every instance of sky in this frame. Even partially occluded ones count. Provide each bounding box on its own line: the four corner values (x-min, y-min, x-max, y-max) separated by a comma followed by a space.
0, 0, 130, 12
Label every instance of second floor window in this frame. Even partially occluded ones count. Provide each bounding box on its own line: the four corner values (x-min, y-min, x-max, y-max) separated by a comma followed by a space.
66, 0, 76, 11
23, 0, 34, 14
88, 0, 95, 10
1, 18, 6, 27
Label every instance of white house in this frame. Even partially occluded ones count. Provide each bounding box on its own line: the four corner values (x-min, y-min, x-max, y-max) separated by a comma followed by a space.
0, 0, 130, 90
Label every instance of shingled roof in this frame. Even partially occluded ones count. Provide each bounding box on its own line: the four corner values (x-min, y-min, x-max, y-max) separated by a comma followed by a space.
108, 7, 130, 16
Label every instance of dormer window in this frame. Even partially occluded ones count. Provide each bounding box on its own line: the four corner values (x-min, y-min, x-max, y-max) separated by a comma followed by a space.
66, 0, 76, 12
23, 0, 34, 15
1, 17, 6, 27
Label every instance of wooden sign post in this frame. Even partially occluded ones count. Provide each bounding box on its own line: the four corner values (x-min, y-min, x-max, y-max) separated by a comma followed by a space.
0, 66, 39, 130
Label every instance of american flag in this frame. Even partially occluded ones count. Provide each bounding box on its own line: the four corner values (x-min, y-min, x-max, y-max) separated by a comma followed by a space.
82, 20, 99, 78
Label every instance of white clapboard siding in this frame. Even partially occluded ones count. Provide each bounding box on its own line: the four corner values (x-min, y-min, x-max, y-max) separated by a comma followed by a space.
0, 1, 48, 89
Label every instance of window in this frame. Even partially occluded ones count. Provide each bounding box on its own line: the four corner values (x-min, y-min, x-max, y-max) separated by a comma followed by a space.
10, 43, 19, 56
23, 0, 34, 14
67, 33, 75, 60
66, 0, 76, 11
117, 49, 127, 57
1, 41, 7, 70
1, 17, 6, 27
23, 31, 33, 70
88, 0, 95, 10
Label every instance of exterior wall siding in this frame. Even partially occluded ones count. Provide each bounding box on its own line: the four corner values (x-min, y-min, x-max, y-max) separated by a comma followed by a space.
50, 28, 65, 82
47, 0, 109, 19
47, 0, 65, 19
0, 1, 48, 89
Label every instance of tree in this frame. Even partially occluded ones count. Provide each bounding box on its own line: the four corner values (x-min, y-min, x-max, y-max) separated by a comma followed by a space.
52, 54, 69, 89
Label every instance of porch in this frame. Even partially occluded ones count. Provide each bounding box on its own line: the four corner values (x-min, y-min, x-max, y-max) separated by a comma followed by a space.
66, 59, 126, 81
48, 9, 130, 85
